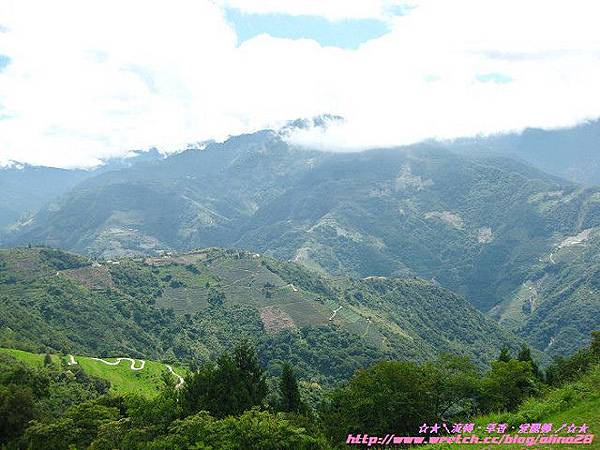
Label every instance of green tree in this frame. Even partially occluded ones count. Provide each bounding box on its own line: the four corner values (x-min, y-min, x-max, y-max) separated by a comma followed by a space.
24, 400, 119, 450
320, 356, 479, 445
591, 330, 600, 357
497, 346, 512, 362
517, 343, 543, 380
546, 330, 600, 385
480, 360, 538, 412
181, 341, 267, 418
122, 409, 328, 450
43, 352, 53, 367
234, 340, 267, 409
279, 362, 302, 413
0, 384, 35, 444
207, 288, 225, 307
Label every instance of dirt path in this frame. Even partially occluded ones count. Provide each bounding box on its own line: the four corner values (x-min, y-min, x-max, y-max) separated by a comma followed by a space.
166, 365, 185, 389
362, 318, 372, 338
67, 355, 184, 388
91, 357, 146, 370
329, 306, 342, 321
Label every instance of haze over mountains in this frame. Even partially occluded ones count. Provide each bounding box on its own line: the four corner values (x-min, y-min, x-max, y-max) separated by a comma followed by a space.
0, 149, 165, 230
1, 120, 599, 358
450, 119, 600, 185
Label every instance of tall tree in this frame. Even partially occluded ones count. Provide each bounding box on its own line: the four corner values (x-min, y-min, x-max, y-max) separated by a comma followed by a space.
497, 347, 512, 362
591, 330, 600, 357
181, 340, 267, 418
319, 357, 479, 444
233, 339, 267, 408
480, 360, 538, 412
279, 362, 302, 413
517, 343, 543, 380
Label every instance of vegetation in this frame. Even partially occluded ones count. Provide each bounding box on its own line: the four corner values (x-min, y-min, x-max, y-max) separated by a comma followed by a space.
0, 335, 597, 449
4, 133, 599, 357
430, 334, 600, 449
278, 362, 304, 413
0, 348, 185, 398
0, 247, 519, 384
181, 340, 267, 418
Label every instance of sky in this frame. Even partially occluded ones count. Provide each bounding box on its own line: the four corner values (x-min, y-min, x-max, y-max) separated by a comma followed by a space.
0, 0, 600, 168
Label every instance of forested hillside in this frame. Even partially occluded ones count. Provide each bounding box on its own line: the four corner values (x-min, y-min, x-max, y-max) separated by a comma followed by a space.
1, 331, 598, 449
4, 130, 600, 355
7, 134, 599, 315
490, 227, 600, 357
0, 247, 518, 382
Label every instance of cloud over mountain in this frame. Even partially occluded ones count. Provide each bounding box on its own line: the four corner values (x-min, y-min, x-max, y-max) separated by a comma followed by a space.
0, 0, 599, 167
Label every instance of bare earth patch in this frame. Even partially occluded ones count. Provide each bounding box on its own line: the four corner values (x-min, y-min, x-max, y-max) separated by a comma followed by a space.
477, 227, 493, 243
260, 306, 296, 333
145, 251, 209, 266
424, 211, 464, 230
558, 228, 594, 248
61, 265, 114, 289
395, 165, 433, 191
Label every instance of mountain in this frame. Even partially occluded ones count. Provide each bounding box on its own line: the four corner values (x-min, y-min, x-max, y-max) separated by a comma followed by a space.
0, 247, 519, 382
3, 130, 600, 356
0, 163, 90, 230
448, 119, 600, 185
0, 150, 165, 233
490, 227, 600, 357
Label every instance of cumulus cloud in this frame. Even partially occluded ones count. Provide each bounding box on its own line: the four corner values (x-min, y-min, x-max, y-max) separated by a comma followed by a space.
0, 0, 599, 167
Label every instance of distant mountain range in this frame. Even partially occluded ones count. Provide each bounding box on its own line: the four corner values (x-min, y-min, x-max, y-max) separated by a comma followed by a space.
1, 121, 599, 357
0, 149, 165, 230
448, 119, 600, 185
0, 163, 90, 230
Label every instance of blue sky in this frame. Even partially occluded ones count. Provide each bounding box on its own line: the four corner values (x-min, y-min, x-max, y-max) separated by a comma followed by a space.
225, 9, 394, 49
225, 8, 405, 50
476, 73, 514, 84
0, 55, 10, 72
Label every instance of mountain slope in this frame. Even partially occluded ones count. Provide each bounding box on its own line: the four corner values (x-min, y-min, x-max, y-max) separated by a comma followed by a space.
431, 363, 600, 449
4, 132, 600, 356
0, 348, 186, 397
490, 227, 600, 357
448, 119, 600, 185
0, 163, 90, 230
0, 247, 519, 381
9, 135, 599, 311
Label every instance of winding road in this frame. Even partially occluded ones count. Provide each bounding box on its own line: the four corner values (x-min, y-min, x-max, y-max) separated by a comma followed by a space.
67, 355, 185, 388
91, 357, 146, 370
166, 364, 185, 389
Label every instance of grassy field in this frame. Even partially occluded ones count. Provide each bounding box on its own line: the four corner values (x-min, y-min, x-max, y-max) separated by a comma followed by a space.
0, 348, 187, 397
0, 347, 62, 366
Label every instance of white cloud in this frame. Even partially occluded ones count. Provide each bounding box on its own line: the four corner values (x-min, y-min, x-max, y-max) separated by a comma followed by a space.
0, 0, 600, 167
